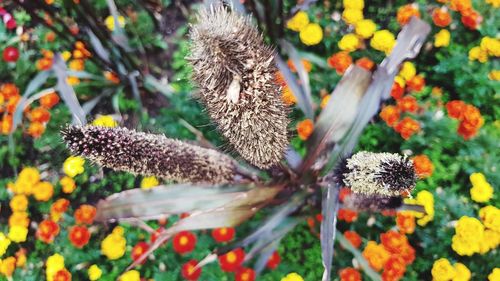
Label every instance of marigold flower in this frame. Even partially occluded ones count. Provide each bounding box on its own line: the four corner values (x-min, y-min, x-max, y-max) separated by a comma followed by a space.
287, 59, 312, 73
343, 0, 364, 10
28, 122, 46, 138
34, 181, 54, 201
46, 253, 65, 281
281, 86, 297, 106
0, 233, 11, 257
88, 264, 102, 281
131, 241, 149, 262
104, 71, 120, 84
140, 176, 159, 189
119, 270, 140, 281
371, 30, 396, 54
173, 231, 197, 254
37, 219, 60, 243
355, 57, 374, 71
266, 251, 281, 269
299, 23, 323, 46
406, 75, 425, 92
470, 179, 493, 203
211, 227, 235, 243
0, 256, 16, 277
446, 100, 466, 119
182, 259, 202, 280
9, 212, 29, 228
105, 15, 126, 31
340, 267, 361, 281
92, 115, 117, 127
338, 209, 358, 222
479, 205, 500, 232
74, 204, 97, 225
219, 248, 245, 272
488, 70, 500, 81
396, 96, 418, 113
394, 117, 420, 140
320, 95, 331, 109
396, 212, 416, 234
235, 268, 255, 281
69, 225, 91, 248
432, 258, 456, 281
489, 268, 500, 281
381, 230, 409, 253
36, 57, 53, 71
40, 92, 60, 109
403, 190, 434, 226
344, 230, 362, 248
450, 0, 471, 12
458, 104, 484, 140
281, 272, 304, 281
101, 227, 126, 260
355, 19, 376, 39
286, 11, 309, 32
434, 29, 451, 48
10, 194, 28, 212
452, 262, 471, 281
432, 7, 452, 27
59, 176, 76, 194
382, 255, 407, 281
66, 76, 80, 86
380, 105, 401, 127
461, 9, 482, 30
480, 37, 500, 57
452, 216, 484, 256
412, 154, 434, 178
51, 198, 70, 215
53, 268, 71, 281
398, 62, 416, 81
468, 46, 488, 63
8, 225, 28, 243
363, 241, 390, 271
390, 82, 405, 100
342, 9, 363, 25
397, 4, 420, 25
68, 59, 85, 71
297, 119, 314, 140
338, 34, 361, 52
63, 156, 85, 178
328, 51, 352, 75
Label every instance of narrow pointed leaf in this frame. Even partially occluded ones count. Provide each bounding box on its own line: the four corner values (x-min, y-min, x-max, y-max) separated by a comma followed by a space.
320, 184, 340, 281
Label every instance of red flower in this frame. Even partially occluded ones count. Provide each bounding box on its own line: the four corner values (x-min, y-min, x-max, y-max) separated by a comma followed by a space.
432, 7, 452, 27
182, 260, 202, 281
53, 268, 72, 281
396, 212, 416, 234
6, 18, 17, 30
68, 225, 91, 248
340, 267, 362, 281
394, 117, 420, 140
344, 231, 362, 248
446, 100, 466, 119
406, 75, 425, 92
173, 231, 197, 254
382, 255, 407, 281
316, 213, 323, 222
297, 119, 314, 141
380, 105, 401, 127
3, 46, 19, 62
236, 268, 255, 281
355, 57, 374, 71
339, 187, 352, 202
150, 228, 164, 243
74, 204, 96, 225
218, 248, 245, 272
461, 9, 482, 30
266, 251, 281, 270
397, 96, 419, 113
328, 51, 352, 75
211, 227, 235, 243
131, 241, 150, 262
36, 219, 60, 243
412, 155, 434, 178
338, 209, 358, 223
390, 82, 405, 100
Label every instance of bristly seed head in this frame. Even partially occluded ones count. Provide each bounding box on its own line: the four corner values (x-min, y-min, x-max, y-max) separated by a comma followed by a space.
341, 151, 417, 196
188, 6, 289, 169
343, 193, 403, 212
61, 125, 237, 184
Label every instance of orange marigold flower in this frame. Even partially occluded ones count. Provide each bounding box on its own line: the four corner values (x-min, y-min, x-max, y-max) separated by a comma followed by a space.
397, 96, 419, 113
339, 187, 352, 202
182, 259, 202, 281
382, 255, 407, 281
450, 0, 472, 13
69, 225, 91, 248
6, 95, 20, 114
218, 248, 245, 272
446, 100, 466, 119
40, 92, 60, 109
36, 219, 60, 243
355, 57, 375, 71
1, 83, 20, 98
381, 230, 409, 254
29, 107, 51, 123
400, 243, 415, 265
9, 212, 30, 228
74, 204, 97, 225
50, 198, 70, 221
266, 251, 281, 270
211, 227, 235, 243
363, 241, 390, 271
340, 267, 362, 281
297, 119, 314, 140
406, 75, 425, 92
131, 241, 149, 262
1, 115, 13, 135
432, 7, 452, 27
458, 104, 484, 140
344, 230, 362, 248
0, 257, 16, 277
45, 31, 56, 42
275, 71, 286, 86
461, 9, 482, 30
60, 176, 77, 194
287, 58, 312, 73
338, 209, 358, 223
235, 268, 255, 281
53, 268, 72, 281
28, 122, 46, 138
394, 117, 420, 140
33, 181, 54, 201
396, 4, 420, 26
412, 154, 434, 178
282, 86, 297, 106
320, 94, 331, 109
173, 231, 197, 254
68, 59, 85, 71
390, 82, 405, 100
380, 105, 401, 127
104, 71, 120, 84
396, 212, 416, 234
36, 57, 53, 71
328, 51, 352, 75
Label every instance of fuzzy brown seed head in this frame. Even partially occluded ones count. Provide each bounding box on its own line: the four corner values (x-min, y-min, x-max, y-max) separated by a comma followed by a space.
61, 125, 237, 184
188, 7, 289, 169
343, 194, 403, 212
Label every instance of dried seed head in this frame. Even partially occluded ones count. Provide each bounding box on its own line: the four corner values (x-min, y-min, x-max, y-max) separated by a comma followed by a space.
61, 125, 237, 184
188, 7, 289, 169
341, 151, 416, 196
343, 194, 403, 212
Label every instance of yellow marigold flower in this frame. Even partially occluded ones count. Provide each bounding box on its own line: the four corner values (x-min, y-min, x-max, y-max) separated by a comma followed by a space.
479, 229, 500, 254
399, 62, 416, 81
88, 264, 102, 281
468, 46, 488, 63
9, 212, 29, 228
9, 180, 33, 195
10, 195, 28, 212
119, 270, 140, 281
105, 15, 126, 31
0, 233, 11, 257
287, 11, 309, 32
486, 0, 500, 7
479, 205, 500, 232
60, 176, 77, 194
101, 227, 126, 260
432, 258, 456, 281
452, 263, 471, 281
488, 70, 500, 81
404, 190, 434, 226
0, 256, 16, 277
370, 30, 396, 54
362, 241, 390, 271
66, 76, 80, 86
141, 176, 159, 189
470, 172, 486, 185
33, 181, 54, 202
343, 0, 364, 10
320, 95, 331, 109
92, 115, 117, 127
338, 34, 360, 52
470, 181, 493, 203
68, 59, 85, 71
342, 9, 363, 25
8, 226, 28, 243
46, 253, 65, 281
355, 19, 376, 39
299, 23, 323, 46
394, 76, 406, 87
480, 36, 500, 57
434, 29, 450, 47
452, 216, 484, 256
16, 253, 26, 267
18, 167, 40, 186
282, 86, 297, 106
61, 51, 72, 61
489, 268, 500, 281
63, 156, 85, 178
281, 272, 304, 281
